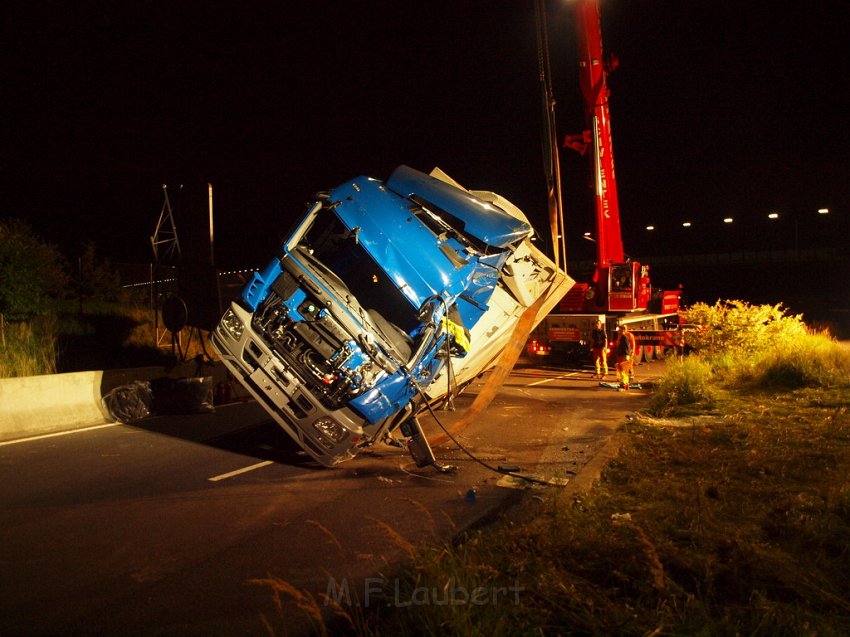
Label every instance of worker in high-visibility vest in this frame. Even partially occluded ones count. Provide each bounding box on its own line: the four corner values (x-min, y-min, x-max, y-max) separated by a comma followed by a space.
590, 319, 608, 378
614, 324, 636, 390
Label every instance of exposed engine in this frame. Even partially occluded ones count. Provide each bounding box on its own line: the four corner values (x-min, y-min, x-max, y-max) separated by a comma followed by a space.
252, 290, 381, 409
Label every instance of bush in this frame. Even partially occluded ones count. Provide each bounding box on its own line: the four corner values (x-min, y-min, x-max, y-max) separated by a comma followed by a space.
683, 300, 807, 364
645, 300, 850, 411
0, 218, 69, 320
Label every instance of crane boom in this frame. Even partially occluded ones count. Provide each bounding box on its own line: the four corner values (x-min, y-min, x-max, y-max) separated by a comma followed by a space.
575, 0, 624, 266
562, 0, 648, 313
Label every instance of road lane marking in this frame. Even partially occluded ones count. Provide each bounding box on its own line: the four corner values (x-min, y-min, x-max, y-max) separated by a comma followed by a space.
0, 422, 122, 447
208, 460, 274, 482
525, 372, 578, 387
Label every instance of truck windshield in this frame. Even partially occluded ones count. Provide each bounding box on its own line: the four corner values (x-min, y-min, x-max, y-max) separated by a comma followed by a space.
297, 206, 419, 334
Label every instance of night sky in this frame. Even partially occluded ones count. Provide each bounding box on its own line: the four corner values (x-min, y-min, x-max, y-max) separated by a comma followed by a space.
4, 1, 849, 271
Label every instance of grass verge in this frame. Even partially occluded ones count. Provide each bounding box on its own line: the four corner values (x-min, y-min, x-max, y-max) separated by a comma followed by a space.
351, 385, 850, 636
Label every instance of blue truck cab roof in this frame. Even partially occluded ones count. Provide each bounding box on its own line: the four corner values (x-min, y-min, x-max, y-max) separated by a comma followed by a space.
384, 165, 531, 248
327, 166, 531, 313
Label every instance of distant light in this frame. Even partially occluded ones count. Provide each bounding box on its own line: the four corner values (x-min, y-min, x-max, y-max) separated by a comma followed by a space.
723, 217, 733, 224
682, 222, 692, 227
768, 212, 779, 219
818, 208, 829, 214
583, 232, 591, 236
645, 225, 655, 231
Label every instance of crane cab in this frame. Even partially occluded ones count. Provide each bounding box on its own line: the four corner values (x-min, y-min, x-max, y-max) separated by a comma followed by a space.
606, 261, 651, 312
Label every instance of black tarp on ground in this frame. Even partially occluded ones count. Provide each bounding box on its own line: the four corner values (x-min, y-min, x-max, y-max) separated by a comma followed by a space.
102, 377, 214, 424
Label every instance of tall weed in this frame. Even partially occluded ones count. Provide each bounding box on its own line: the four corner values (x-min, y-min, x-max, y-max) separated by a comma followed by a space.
751, 331, 850, 389
0, 316, 57, 377
648, 355, 716, 416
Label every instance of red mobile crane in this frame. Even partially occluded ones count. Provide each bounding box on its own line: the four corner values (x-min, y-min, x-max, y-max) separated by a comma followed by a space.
530, 0, 683, 362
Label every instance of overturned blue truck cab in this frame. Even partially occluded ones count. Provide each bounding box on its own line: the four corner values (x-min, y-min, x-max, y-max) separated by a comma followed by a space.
211, 166, 572, 468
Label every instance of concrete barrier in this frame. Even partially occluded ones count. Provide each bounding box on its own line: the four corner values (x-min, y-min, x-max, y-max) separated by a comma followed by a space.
0, 362, 239, 443
0, 371, 110, 442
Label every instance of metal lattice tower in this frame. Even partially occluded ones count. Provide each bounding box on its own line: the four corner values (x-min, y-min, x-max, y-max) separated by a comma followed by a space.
150, 184, 182, 263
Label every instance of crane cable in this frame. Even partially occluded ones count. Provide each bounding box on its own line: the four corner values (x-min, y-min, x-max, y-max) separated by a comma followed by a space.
417, 375, 572, 488
535, 0, 567, 272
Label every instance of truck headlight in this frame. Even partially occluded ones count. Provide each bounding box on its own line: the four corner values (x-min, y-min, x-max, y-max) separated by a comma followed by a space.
220, 308, 244, 340
313, 417, 347, 443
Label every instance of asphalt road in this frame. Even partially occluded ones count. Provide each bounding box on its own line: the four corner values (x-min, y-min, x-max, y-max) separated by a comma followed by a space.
0, 358, 666, 636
